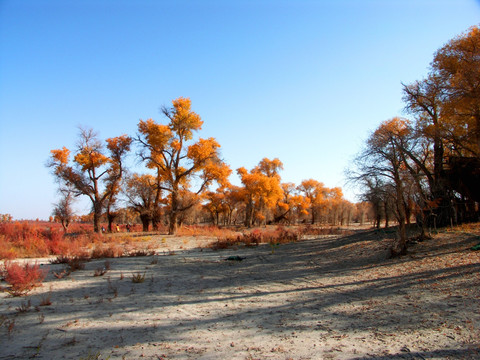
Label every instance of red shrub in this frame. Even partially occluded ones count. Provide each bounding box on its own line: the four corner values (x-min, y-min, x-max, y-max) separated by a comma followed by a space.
2, 262, 47, 296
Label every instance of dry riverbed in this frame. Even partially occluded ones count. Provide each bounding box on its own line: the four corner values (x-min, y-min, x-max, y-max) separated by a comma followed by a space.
1, 227, 480, 359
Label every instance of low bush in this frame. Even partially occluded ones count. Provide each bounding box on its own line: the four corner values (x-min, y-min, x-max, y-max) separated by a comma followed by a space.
125, 249, 156, 257
300, 225, 353, 236
1, 262, 47, 296
91, 246, 118, 259
211, 226, 301, 250
66, 256, 87, 271
177, 225, 237, 238
209, 236, 241, 250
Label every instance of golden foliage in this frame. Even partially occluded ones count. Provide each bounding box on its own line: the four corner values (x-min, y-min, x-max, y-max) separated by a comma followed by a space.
169, 97, 203, 141
74, 148, 110, 172
106, 134, 132, 156
50, 147, 70, 166
138, 119, 172, 150
297, 179, 326, 206
187, 137, 220, 163
370, 117, 411, 148
237, 159, 285, 225
137, 97, 228, 234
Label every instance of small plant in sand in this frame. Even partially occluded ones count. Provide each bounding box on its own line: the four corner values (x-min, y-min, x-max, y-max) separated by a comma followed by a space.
93, 267, 107, 277
53, 268, 71, 279
37, 312, 45, 324
78, 350, 110, 360
269, 240, 279, 254
131, 272, 146, 283
39, 292, 52, 306
5, 318, 15, 338
107, 277, 118, 298
67, 257, 87, 271
15, 299, 32, 313
93, 260, 111, 277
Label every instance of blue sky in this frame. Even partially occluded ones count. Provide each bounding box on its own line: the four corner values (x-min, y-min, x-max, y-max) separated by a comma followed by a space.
0, 0, 479, 220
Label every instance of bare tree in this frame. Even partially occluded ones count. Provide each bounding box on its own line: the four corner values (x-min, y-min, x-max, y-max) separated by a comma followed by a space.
52, 185, 76, 232
350, 118, 413, 256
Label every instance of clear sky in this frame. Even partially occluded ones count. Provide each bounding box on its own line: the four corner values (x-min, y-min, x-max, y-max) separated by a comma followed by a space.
1, 0, 479, 220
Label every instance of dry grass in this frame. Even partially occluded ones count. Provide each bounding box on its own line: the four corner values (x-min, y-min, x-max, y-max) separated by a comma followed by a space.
208, 225, 356, 250
210, 226, 301, 250
176, 225, 238, 238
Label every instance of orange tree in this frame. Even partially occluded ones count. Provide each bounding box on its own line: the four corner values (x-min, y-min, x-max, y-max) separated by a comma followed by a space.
433, 26, 480, 157
297, 179, 327, 224
136, 97, 230, 235
273, 183, 310, 224
48, 128, 131, 233
237, 158, 284, 227
403, 26, 480, 222
203, 190, 228, 225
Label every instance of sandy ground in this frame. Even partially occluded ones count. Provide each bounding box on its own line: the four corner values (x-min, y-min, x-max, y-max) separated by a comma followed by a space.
1, 228, 480, 360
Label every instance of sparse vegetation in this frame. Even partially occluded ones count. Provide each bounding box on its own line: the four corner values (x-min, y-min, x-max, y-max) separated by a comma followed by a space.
15, 299, 32, 313
131, 272, 146, 283
210, 226, 307, 250
39, 292, 52, 306
78, 350, 110, 360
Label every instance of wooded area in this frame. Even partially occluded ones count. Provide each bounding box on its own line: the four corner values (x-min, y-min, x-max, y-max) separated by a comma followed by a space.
47, 27, 480, 257
348, 26, 480, 255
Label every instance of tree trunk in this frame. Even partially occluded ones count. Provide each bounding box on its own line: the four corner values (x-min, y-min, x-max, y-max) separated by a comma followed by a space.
61, 219, 69, 233
390, 178, 408, 257
93, 207, 101, 233
405, 202, 411, 226
140, 213, 150, 232
169, 211, 178, 235
384, 202, 389, 228
244, 199, 253, 227
107, 211, 116, 233
151, 207, 162, 231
